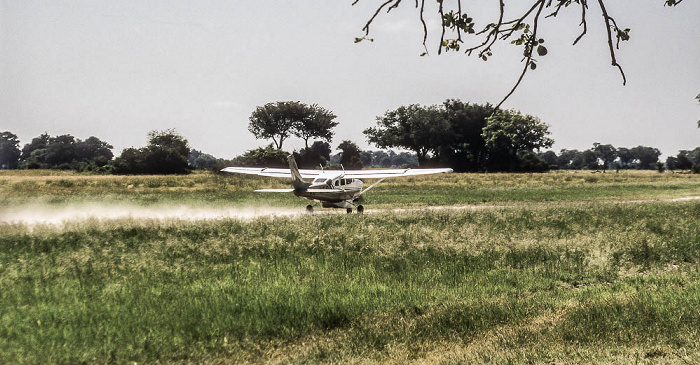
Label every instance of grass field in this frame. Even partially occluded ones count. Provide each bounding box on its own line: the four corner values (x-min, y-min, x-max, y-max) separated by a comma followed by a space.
1, 170, 699, 363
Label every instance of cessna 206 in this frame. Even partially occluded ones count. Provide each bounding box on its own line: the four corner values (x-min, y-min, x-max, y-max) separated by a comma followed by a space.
221, 155, 452, 213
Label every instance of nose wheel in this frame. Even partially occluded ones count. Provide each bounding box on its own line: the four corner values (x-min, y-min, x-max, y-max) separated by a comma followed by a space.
306, 205, 314, 213
357, 205, 364, 214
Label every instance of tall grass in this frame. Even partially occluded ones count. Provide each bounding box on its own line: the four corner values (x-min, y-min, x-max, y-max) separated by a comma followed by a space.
1, 199, 699, 363
2, 170, 699, 208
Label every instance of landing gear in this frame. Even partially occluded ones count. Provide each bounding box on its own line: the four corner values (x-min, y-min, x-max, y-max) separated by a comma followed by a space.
306, 205, 314, 213
346, 208, 353, 214
357, 205, 364, 214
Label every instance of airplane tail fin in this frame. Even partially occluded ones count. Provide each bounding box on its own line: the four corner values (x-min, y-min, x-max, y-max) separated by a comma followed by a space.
288, 154, 310, 190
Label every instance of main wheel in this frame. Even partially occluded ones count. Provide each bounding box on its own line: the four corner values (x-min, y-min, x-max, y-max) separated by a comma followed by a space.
346, 208, 353, 214
306, 205, 314, 213
357, 205, 364, 214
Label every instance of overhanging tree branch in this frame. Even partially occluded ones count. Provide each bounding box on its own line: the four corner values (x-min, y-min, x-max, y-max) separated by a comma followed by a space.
352, 0, 681, 105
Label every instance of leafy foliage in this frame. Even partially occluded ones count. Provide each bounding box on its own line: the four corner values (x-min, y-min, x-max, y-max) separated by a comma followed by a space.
292, 104, 338, 149
337, 140, 363, 169
0, 131, 21, 169
482, 109, 553, 171
542, 143, 696, 171
112, 129, 190, 174
248, 101, 337, 150
439, 100, 496, 171
18, 133, 113, 171
188, 149, 226, 171
231, 144, 288, 168
364, 104, 449, 166
294, 141, 332, 169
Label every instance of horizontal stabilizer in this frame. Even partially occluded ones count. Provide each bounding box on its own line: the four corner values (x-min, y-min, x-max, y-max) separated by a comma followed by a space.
254, 188, 295, 193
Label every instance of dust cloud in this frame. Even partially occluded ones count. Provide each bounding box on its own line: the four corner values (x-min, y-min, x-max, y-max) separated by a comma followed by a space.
0, 204, 303, 226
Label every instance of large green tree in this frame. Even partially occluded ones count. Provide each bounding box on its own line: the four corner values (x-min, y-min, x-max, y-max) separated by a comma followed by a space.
353, 1, 684, 107
364, 104, 449, 166
248, 101, 337, 150
292, 104, 338, 149
112, 129, 190, 174
18, 133, 113, 170
630, 146, 661, 170
482, 109, 553, 171
592, 142, 617, 171
231, 144, 288, 168
439, 100, 495, 171
337, 140, 364, 169
0, 131, 21, 169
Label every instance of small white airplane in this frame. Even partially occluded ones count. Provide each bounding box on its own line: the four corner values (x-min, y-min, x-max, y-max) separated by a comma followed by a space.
221, 155, 452, 213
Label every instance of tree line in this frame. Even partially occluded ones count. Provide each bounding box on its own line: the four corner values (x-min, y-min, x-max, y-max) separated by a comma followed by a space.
1, 99, 698, 174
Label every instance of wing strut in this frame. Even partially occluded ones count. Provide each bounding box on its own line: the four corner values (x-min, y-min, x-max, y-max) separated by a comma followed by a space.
359, 177, 387, 196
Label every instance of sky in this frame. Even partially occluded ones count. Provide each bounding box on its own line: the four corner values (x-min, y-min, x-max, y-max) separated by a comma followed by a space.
1, 0, 698, 159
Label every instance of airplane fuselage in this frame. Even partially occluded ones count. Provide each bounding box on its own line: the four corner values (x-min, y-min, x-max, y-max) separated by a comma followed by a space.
294, 176, 363, 208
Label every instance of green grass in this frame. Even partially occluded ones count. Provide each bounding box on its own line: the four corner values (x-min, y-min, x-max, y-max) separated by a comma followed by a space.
2, 169, 699, 208
1, 170, 699, 363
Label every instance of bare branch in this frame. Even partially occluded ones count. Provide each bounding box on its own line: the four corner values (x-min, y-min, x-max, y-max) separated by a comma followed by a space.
596, 0, 627, 85
573, 0, 588, 45
360, 0, 396, 35
420, 0, 428, 54
438, 0, 446, 54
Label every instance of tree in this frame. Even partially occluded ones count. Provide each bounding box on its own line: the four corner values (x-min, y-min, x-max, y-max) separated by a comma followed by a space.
189, 149, 225, 171
231, 144, 288, 168
665, 156, 678, 170
248, 101, 338, 150
337, 140, 363, 169
592, 143, 617, 171
675, 154, 692, 170
630, 146, 661, 170
538, 150, 558, 168
557, 149, 581, 169
0, 131, 21, 169
19, 133, 113, 171
574, 149, 600, 170
482, 109, 553, 171
364, 104, 449, 166
19, 134, 77, 169
292, 104, 338, 149
677, 148, 700, 170
74, 136, 114, 170
439, 100, 495, 171
144, 130, 190, 174
20, 133, 50, 168
112, 129, 190, 174
249, 101, 305, 150
617, 147, 634, 168
295, 141, 332, 169
353, 1, 684, 107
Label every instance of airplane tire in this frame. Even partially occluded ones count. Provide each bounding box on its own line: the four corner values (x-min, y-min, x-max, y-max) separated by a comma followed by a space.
357, 205, 364, 214
346, 208, 353, 214
306, 205, 314, 213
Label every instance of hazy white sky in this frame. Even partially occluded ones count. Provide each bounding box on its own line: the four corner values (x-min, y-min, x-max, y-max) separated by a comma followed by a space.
1, 0, 698, 159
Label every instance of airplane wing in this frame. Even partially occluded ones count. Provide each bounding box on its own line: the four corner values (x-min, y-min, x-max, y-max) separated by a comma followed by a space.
221, 166, 453, 179
341, 168, 453, 179
221, 167, 325, 179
